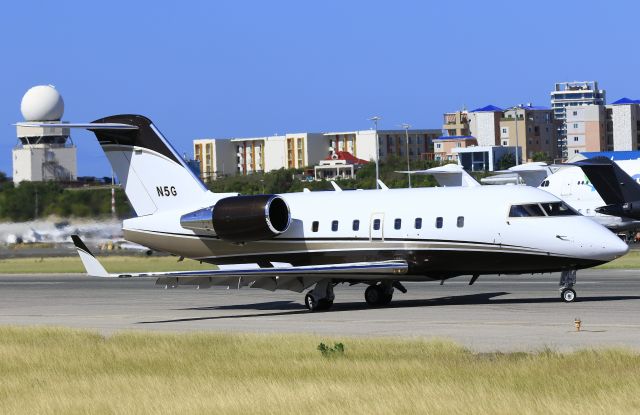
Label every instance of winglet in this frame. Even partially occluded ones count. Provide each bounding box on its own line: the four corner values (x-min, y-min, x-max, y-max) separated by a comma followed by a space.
71, 235, 110, 277
377, 179, 389, 190
330, 181, 343, 191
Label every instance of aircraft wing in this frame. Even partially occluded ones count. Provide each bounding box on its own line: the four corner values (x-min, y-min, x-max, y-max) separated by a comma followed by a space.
396, 164, 480, 187
72, 235, 408, 291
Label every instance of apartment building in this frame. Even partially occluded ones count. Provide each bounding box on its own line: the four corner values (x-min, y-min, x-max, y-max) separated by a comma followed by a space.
608, 98, 640, 151
550, 81, 606, 158
499, 105, 557, 161
324, 129, 441, 162
433, 136, 478, 162
442, 110, 471, 137
468, 105, 502, 146
193, 138, 235, 181
564, 105, 608, 155
284, 133, 327, 169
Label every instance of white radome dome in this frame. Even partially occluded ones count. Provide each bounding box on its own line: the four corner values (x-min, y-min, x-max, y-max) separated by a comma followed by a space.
20, 85, 65, 121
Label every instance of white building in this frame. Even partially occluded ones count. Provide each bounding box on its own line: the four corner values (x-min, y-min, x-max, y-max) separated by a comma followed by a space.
468, 105, 502, 146
608, 98, 640, 151
13, 85, 77, 185
231, 135, 287, 174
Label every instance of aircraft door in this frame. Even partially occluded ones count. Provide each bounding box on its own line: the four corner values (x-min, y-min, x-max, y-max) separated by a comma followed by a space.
370, 213, 384, 241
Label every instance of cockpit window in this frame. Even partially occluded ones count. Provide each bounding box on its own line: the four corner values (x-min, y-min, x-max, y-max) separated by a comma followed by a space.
508, 204, 546, 217
540, 201, 579, 216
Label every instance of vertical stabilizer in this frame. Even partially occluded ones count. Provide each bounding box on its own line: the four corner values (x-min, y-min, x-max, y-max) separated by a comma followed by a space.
89, 115, 208, 216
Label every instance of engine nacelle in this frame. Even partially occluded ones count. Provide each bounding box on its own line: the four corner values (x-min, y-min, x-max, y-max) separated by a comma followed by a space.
596, 201, 640, 220
180, 195, 291, 242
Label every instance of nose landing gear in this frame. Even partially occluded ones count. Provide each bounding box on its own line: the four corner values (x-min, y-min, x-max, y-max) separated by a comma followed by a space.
559, 269, 577, 303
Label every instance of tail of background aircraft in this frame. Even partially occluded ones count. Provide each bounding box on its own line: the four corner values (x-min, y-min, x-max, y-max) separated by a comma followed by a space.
89, 115, 209, 216
572, 156, 640, 219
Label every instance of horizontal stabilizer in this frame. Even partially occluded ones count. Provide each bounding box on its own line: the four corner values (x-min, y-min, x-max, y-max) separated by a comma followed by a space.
15, 122, 138, 130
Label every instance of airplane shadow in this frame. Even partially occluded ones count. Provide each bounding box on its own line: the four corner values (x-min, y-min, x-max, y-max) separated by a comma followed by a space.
137, 292, 640, 325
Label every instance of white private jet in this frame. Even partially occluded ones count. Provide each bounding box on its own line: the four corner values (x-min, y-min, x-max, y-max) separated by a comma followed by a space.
427, 160, 640, 232
19, 115, 629, 309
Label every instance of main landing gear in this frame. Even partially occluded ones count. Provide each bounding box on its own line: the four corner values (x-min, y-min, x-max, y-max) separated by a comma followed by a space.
364, 281, 395, 307
559, 269, 577, 303
304, 280, 335, 312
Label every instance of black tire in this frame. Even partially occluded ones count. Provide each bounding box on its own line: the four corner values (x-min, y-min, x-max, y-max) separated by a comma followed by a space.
365, 285, 383, 306
561, 288, 577, 303
317, 299, 334, 311
380, 292, 393, 306
305, 293, 318, 311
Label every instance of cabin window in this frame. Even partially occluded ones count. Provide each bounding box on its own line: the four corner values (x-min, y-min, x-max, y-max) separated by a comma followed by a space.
415, 218, 422, 229
508, 204, 546, 217
457, 216, 464, 228
394, 218, 402, 230
312, 221, 319, 232
540, 201, 579, 216
373, 219, 381, 230
331, 220, 339, 231
435, 217, 443, 228
352, 220, 360, 231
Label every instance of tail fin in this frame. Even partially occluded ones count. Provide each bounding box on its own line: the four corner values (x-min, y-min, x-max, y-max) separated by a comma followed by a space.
571, 157, 640, 205
71, 235, 110, 278
89, 115, 208, 216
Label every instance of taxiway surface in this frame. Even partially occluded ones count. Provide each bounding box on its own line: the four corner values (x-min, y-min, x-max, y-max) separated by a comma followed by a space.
0, 270, 639, 352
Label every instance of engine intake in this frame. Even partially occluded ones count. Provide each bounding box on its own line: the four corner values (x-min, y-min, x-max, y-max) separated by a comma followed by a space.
180, 195, 291, 242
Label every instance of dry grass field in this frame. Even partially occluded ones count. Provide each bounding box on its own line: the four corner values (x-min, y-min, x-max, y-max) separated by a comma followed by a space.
0, 327, 638, 414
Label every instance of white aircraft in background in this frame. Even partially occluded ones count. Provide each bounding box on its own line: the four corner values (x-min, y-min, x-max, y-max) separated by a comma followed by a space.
415, 160, 640, 232
19, 115, 628, 309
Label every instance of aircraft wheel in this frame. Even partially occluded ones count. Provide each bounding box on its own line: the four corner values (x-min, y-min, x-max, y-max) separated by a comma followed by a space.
365, 285, 393, 307
561, 288, 576, 303
305, 293, 333, 312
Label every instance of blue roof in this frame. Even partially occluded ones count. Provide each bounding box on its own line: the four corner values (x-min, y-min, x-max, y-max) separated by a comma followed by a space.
434, 135, 476, 140
612, 97, 640, 105
470, 104, 503, 112
582, 151, 640, 161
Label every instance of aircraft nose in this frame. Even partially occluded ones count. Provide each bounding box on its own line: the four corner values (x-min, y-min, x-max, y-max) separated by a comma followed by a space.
598, 230, 629, 261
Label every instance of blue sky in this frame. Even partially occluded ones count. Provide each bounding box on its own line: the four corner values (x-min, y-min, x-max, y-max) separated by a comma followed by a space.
0, 0, 637, 177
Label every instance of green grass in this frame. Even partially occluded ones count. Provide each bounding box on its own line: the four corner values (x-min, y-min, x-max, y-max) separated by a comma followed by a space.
596, 250, 640, 269
0, 327, 638, 414
0, 255, 214, 274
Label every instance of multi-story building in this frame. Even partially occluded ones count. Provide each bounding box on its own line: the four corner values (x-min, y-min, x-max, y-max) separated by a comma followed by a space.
608, 98, 640, 151
550, 81, 606, 158
499, 105, 557, 161
433, 136, 478, 162
284, 133, 326, 169
442, 109, 470, 137
324, 129, 441, 162
193, 138, 235, 181
468, 105, 502, 146
564, 105, 608, 155
231, 135, 286, 175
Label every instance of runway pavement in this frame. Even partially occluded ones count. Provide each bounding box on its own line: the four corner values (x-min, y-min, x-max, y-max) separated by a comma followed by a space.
0, 270, 639, 352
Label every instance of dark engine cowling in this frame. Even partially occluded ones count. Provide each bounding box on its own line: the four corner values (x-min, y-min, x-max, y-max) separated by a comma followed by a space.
180, 195, 291, 242
596, 201, 640, 220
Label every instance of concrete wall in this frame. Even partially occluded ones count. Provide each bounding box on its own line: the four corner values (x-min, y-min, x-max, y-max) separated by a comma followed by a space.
469, 112, 500, 146
611, 104, 640, 151
13, 145, 77, 184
